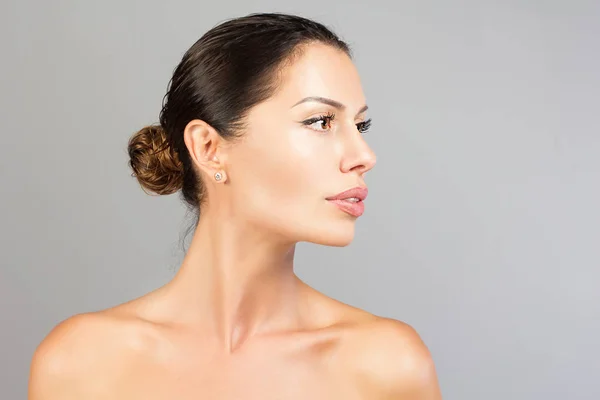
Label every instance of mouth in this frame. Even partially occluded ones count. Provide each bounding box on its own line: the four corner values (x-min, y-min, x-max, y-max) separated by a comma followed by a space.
326, 186, 368, 217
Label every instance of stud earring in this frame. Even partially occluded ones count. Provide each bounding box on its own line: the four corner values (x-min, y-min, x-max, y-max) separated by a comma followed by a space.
214, 172, 223, 181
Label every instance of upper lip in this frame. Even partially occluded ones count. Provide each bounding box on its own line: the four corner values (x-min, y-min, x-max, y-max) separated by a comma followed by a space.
326, 186, 368, 201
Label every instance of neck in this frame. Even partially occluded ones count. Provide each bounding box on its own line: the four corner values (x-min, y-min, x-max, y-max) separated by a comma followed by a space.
163, 206, 305, 352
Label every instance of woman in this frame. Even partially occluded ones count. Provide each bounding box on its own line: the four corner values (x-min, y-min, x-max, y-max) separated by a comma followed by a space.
29, 12, 442, 399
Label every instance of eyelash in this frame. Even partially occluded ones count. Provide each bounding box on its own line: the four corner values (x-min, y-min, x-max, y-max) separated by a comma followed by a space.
301, 113, 372, 134
356, 118, 372, 134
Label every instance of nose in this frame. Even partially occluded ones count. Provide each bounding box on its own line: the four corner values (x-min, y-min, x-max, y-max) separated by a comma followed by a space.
339, 130, 377, 176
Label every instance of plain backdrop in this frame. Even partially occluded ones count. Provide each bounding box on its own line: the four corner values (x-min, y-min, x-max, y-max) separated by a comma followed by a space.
1, 1, 599, 399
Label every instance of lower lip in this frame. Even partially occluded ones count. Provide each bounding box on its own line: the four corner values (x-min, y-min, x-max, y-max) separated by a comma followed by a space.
327, 199, 365, 217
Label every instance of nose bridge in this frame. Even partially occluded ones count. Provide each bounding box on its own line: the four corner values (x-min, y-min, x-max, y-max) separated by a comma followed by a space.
339, 124, 376, 173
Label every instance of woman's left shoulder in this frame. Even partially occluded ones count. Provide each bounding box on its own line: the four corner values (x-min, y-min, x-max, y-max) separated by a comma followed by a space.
341, 314, 442, 399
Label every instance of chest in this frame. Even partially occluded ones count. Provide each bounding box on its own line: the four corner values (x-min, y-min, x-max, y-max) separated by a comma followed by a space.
89, 327, 378, 400
110, 358, 368, 400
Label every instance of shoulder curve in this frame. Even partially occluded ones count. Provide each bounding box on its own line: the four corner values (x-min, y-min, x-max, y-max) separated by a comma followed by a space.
31, 312, 107, 373
28, 311, 139, 399
350, 317, 442, 399
28, 312, 104, 398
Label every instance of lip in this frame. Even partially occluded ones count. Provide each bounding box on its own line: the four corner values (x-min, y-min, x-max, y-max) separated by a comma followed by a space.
326, 186, 368, 217
326, 186, 368, 201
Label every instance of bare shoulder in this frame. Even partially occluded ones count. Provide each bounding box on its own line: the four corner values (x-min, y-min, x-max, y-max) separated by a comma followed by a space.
294, 283, 442, 398
28, 308, 159, 399
340, 313, 442, 399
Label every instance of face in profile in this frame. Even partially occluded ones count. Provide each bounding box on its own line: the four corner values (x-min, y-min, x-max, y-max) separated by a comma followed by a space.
223, 42, 377, 247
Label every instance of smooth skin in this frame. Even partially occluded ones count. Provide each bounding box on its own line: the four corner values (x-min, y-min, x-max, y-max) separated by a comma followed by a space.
28, 42, 442, 399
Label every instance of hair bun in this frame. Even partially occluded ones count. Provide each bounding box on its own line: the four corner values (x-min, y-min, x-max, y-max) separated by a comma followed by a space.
127, 125, 183, 195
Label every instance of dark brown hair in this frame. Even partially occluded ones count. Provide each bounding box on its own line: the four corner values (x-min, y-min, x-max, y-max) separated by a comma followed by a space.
128, 13, 351, 221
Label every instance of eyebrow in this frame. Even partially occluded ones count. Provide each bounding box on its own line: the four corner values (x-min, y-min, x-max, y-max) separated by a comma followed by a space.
291, 96, 369, 117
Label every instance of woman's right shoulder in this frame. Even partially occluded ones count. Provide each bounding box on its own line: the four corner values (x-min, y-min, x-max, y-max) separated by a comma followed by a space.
28, 309, 157, 399
31, 311, 122, 367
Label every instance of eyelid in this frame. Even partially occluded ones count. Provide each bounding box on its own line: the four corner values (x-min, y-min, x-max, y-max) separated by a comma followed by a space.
300, 113, 371, 134
301, 113, 336, 132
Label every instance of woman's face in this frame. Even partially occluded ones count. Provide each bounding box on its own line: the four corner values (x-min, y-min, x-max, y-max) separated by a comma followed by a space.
225, 42, 377, 247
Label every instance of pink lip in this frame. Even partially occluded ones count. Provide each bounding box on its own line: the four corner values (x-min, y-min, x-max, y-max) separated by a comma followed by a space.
326, 186, 368, 201
326, 186, 368, 217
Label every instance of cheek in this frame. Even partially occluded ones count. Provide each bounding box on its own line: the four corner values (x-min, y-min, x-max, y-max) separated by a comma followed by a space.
229, 128, 335, 219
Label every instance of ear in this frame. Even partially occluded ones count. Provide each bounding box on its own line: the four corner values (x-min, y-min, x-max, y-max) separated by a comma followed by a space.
183, 119, 228, 181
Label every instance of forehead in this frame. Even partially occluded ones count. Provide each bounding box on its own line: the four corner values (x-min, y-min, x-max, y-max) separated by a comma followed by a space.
271, 42, 366, 109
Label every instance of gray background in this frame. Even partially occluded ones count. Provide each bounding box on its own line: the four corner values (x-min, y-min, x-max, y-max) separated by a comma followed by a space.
1, 1, 599, 399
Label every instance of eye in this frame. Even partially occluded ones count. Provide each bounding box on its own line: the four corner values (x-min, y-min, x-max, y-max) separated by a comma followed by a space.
301, 112, 335, 133
356, 118, 372, 134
